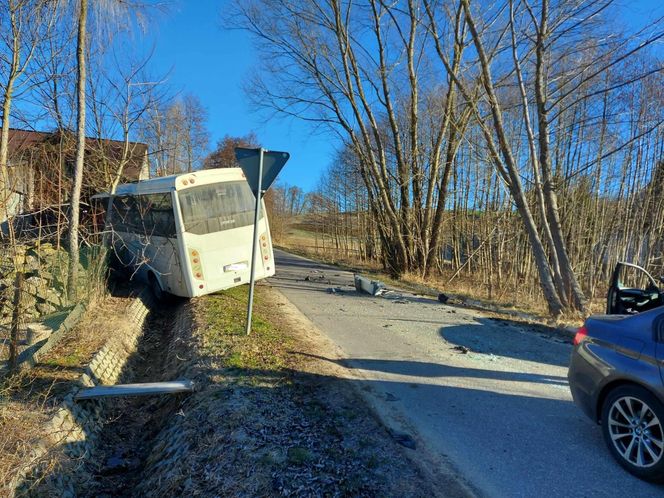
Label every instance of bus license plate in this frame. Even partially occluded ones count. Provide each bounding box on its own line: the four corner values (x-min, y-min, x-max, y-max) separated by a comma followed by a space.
224, 262, 248, 272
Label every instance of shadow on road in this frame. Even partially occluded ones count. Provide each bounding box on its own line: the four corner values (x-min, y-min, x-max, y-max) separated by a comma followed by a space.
438, 319, 571, 368
292, 352, 568, 386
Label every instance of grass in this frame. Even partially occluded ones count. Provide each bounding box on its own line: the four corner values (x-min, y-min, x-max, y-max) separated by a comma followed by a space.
287, 446, 313, 465
201, 285, 293, 373
42, 352, 84, 368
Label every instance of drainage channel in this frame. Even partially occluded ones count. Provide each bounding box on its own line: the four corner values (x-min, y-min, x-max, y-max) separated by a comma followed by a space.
78, 300, 190, 497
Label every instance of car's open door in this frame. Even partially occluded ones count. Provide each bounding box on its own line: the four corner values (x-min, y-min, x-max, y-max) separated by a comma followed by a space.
607, 262, 663, 315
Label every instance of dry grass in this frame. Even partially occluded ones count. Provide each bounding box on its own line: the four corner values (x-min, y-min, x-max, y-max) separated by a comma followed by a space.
0, 380, 54, 494
28, 297, 132, 397
0, 296, 132, 495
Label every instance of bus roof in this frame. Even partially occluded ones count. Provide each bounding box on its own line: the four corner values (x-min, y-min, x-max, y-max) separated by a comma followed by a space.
95, 168, 248, 197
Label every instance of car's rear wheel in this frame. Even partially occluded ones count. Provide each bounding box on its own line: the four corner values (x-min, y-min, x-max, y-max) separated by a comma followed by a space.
601, 385, 664, 482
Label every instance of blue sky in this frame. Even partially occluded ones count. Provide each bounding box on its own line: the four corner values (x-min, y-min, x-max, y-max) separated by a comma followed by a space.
145, 0, 333, 192
144, 0, 664, 193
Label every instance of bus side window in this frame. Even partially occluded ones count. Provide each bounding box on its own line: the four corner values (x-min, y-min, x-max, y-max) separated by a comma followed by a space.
112, 195, 145, 235
125, 196, 145, 233
110, 196, 131, 232
145, 193, 176, 238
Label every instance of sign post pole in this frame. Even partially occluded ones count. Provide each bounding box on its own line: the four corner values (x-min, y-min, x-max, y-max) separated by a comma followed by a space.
235, 146, 289, 335
245, 148, 264, 335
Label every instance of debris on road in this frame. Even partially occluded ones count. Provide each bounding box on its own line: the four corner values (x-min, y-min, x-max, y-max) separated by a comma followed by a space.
389, 429, 417, 450
75, 380, 194, 400
452, 345, 470, 354
326, 287, 343, 294
438, 293, 449, 303
354, 274, 386, 296
303, 270, 331, 284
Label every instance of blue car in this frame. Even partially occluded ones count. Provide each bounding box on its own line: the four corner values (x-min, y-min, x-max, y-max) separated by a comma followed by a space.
568, 262, 664, 482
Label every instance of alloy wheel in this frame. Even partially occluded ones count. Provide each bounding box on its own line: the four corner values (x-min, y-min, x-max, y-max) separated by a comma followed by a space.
608, 395, 664, 468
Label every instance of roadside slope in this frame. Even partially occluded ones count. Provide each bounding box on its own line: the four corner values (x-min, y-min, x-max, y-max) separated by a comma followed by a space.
130, 285, 453, 497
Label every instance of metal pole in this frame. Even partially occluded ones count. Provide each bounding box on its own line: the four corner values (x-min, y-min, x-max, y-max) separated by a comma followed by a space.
246, 148, 264, 334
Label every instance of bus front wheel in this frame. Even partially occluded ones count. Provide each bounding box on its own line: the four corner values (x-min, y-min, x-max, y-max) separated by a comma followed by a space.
148, 273, 165, 302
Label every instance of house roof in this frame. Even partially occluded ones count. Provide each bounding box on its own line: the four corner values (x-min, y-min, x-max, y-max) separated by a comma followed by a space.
7, 128, 148, 181
7, 128, 52, 155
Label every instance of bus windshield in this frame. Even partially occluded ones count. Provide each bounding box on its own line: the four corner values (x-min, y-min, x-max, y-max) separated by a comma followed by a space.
178, 181, 262, 235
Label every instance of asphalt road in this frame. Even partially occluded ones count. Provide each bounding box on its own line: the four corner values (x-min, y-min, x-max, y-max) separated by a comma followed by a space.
269, 249, 664, 498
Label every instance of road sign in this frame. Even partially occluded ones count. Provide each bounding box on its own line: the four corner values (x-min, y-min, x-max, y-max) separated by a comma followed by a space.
235, 147, 290, 335
235, 147, 290, 195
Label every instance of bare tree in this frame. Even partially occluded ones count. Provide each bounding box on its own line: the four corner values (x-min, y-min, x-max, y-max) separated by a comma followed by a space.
448, 0, 663, 314
66, 0, 160, 298
233, 0, 471, 277
88, 43, 167, 193
0, 0, 58, 226
181, 94, 209, 172
66, 0, 88, 300
203, 132, 259, 169
247, 0, 663, 316
139, 94, 210, 176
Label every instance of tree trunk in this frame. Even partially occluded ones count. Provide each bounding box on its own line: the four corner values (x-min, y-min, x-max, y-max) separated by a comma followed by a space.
460, 0, 564, 316
533, 0, 587, 312
8, 271, 23, 372
67, 0, 88, 301
0, 85, 15, 225
0, 8, 20, 227
507, 0, 568, 307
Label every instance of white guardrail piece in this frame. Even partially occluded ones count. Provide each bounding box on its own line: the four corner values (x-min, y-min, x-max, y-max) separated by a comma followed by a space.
75, 380, 194, 400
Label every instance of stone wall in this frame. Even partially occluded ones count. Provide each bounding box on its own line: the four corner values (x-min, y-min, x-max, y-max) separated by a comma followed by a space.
1, 242, 105, 373
9, 303, 87, 374
1, 244, 73, 325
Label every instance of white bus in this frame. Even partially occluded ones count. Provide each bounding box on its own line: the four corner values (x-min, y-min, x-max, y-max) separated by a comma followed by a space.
94, 168, 275, 299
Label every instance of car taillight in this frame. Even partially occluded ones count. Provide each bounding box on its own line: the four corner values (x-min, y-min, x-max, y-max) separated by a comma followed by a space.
573, 326, 588, 346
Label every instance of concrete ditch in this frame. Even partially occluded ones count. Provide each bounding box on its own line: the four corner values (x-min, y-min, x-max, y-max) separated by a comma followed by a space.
78, 298, 199, 497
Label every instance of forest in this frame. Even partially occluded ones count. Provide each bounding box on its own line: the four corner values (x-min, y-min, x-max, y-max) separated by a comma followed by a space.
239, 0, 664, 317
0, 0, 662, 328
